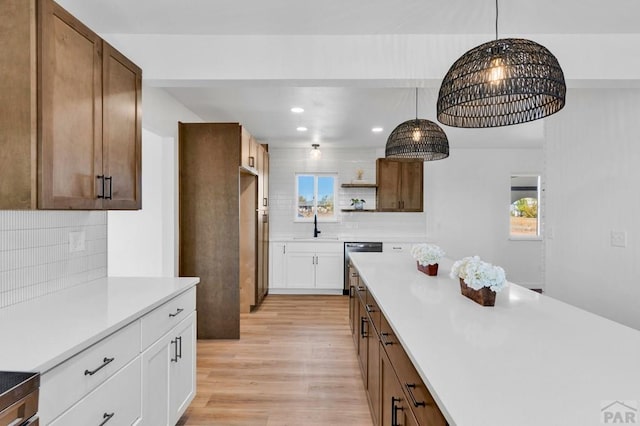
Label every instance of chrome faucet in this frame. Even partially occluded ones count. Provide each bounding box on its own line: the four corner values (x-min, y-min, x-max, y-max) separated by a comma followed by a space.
314, 213, 321, 238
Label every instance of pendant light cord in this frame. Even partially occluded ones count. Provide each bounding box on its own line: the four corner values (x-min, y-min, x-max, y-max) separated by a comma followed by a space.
495, 0, 499, 40
415, 88, 418, 120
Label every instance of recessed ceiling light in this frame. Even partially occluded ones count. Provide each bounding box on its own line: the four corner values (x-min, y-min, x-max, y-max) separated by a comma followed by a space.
290, 107, 304, 113
372, 127, 384, 133
297, 126, 308, 132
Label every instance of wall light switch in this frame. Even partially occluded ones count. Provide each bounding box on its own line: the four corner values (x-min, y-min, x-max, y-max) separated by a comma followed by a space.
69, 231, 86, 253
610, 230, 627, 248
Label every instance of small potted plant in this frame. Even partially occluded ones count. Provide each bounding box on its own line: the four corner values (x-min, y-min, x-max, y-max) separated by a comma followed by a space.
411, 244, 445, 276
450, 256, 507, 306
350, 198, 366, 210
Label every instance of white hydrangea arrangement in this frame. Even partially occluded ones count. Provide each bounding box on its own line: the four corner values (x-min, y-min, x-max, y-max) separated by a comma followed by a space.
411, 244, 445, 266
450, 256, 507, 292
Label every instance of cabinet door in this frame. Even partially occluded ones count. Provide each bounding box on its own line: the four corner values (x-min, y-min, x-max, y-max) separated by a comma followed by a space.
141, 334, 171, 426
357, 300, 369, 384
102, 42, 142, 210
240, 126, 253, 170
270, 243, 287, 288
170, 313, 197, 425
367, 323, 381, 425
262, 148, 269, 208
260, 212, 269, 300
315, 252, 343, 289
381, 347, 416, 426
399, 161, 423, 212
285, 252, 315, 288
376, 159, 401, 211
349, 285, 358, 344
38, 0, 103, 209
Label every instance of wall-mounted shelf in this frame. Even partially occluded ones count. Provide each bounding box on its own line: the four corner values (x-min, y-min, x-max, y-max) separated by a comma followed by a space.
341, 183, 378, 188
341, 209, 377, 213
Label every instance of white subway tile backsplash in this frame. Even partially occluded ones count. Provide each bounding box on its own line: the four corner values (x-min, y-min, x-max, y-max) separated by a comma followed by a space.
0, 211, 107, 308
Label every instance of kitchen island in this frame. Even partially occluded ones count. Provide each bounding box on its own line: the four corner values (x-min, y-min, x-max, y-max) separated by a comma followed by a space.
349, 251, 640, 426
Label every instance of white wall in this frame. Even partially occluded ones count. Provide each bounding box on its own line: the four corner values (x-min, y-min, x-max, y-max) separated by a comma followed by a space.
107, 86, 202, 277
424, 148, 544, 289
269, 147, 427, 240
545, 89, 640, 330
108, 130, 171, 276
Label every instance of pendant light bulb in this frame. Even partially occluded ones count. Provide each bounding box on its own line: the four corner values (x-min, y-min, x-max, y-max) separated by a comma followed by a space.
488, 57, 505, 84
412, 126, 422, 142
310, 143, 321, 160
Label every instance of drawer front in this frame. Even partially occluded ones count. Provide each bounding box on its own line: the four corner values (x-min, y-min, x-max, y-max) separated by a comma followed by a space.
364, 291, 380, 333
40, 320, 141, 424
141, 287, 196, 350
286, 242, 342, 253
380, 315, 446, 426
50, 357, 142, 426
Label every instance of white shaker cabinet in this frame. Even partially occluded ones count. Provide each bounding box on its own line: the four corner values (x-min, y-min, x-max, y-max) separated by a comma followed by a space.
270, 242, 287, 288
314, 252, 343, 289
169, 312, 197, 425
140, 291, 197, 426
270, 241, 343, 292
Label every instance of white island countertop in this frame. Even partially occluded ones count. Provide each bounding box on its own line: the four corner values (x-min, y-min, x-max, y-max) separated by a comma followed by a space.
349, 252, 640, 426
0, 277, 199, 373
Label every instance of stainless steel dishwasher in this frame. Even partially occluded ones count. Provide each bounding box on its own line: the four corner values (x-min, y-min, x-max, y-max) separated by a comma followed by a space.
343, 242, 383, 294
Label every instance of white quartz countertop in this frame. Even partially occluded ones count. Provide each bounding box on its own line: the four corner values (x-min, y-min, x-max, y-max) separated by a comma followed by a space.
270, 235, 430, 243
349, 252, 640, 426
0, 277, 199, 373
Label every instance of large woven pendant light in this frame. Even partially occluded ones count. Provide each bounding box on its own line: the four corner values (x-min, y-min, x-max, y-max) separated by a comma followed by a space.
385, 89, 449, 161
437, 0, 566, 128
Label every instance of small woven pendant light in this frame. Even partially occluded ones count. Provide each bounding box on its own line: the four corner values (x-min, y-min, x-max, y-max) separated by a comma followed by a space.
385, 89, 449, 161
437, 0, 566, 128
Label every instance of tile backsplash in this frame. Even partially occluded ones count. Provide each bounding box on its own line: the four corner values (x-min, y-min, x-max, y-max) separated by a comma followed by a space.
0, 210, 107, 308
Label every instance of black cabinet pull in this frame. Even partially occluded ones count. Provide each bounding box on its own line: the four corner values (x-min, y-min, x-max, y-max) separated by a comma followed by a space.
263, 197, 268, 207
99, 412, 114, 426
171, 338, 179, 362
96, 175, 105, 199
105, 176, 113, 200
405, 383, 426, 407
391, 397, 402, 426
177, 336, 183, 360
84, 357, 115, 376
380, 332, 394, 346
365, 304, 375, 313
169, 308, 184, 318
357, 286, 365, 292
249, 156, 255, 167
360, 316, 368, 338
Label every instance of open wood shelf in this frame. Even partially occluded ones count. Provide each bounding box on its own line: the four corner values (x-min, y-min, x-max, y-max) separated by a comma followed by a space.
341, 209, 377, 212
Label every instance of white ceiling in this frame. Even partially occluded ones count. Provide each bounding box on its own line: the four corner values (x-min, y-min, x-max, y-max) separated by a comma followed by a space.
57, 0, 640, 149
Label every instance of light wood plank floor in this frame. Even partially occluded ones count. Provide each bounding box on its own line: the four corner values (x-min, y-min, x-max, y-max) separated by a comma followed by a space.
177, 295, 373, 426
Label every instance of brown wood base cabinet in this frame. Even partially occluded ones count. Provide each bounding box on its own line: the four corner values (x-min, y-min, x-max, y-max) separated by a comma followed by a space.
179, 122, 269, 339
1, 0, 141, 210
351, 272, 448, 426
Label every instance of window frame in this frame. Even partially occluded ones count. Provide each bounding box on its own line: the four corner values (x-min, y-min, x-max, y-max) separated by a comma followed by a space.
509, 174, 542, 241
294, 172, 339, 223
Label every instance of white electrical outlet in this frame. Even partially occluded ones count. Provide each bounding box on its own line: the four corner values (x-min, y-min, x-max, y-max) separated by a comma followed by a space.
610, 230, 627, 248
69, 231, 86, 253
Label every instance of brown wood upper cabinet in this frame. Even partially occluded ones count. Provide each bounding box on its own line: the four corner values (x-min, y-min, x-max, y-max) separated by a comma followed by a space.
376, 159, 423, 212
0, 0, 142, 210
240, 129, 259, 172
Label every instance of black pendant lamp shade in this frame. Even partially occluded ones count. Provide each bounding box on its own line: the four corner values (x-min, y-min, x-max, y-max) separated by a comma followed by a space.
385, 118, 449, 161
437, 38, 566, 128
385, 88, 449, 161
